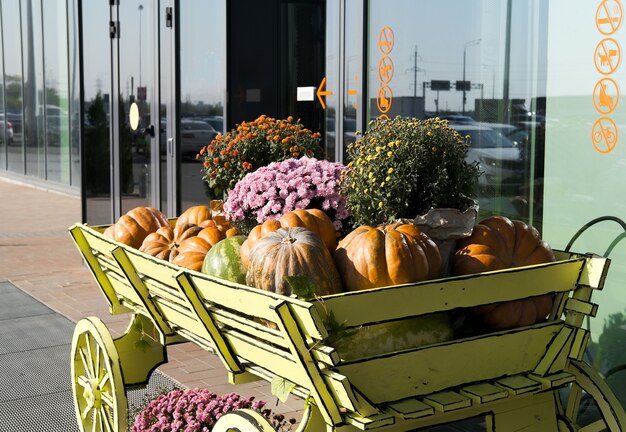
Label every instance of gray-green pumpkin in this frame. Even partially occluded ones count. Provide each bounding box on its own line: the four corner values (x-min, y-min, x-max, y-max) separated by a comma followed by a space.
201, 235, 247, 284
246, 227, 343, 296
332, 313, 454, 361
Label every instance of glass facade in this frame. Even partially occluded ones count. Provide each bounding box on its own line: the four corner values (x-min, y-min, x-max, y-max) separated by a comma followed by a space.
0, 0, 625, 416
0, 0, 76, 190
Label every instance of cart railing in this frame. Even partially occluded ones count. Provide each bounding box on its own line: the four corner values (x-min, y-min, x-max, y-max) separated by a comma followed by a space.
69, 222, 611, 430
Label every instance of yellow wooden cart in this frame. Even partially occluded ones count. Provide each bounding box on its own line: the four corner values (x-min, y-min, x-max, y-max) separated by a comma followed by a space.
68, 221, 626, 432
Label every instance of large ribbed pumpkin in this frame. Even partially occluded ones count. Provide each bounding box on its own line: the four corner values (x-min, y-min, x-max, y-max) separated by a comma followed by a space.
171, 226, 226, 271
104, 207, 170, 249
240, 209, 337, 269
246, 227, 342, 296
452, 215, 556, 330
139, 223, 203, 261
334, 222, 442, 291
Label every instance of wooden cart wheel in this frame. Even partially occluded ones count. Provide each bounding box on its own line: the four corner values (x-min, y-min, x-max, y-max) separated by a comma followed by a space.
70, 317, 128, 432
212, 409, 277, 432
557, 359, 626, 432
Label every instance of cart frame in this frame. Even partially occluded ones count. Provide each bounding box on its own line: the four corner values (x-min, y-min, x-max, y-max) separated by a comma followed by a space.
68, 222, 626, 431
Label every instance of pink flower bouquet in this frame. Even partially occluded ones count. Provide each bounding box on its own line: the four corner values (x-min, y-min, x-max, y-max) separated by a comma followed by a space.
224, 157, 350, 231
131, 388, 294, 431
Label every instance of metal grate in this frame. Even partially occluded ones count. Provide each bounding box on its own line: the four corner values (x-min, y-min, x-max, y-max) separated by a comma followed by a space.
0, 282, 183, 432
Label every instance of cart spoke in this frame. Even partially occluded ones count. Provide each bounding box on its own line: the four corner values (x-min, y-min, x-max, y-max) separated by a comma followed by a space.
91, 409, 99, 432
101, 391, 115, 409
100, 406, 114, 432
98, 371, 111, 391
579, 419, 607, 432
81, 400, 94, 420
78, 346, 92, 380
566, 384, 583, 421
77, 375, 90, 389
95, 343, 102, 380
85, 334, 96, 379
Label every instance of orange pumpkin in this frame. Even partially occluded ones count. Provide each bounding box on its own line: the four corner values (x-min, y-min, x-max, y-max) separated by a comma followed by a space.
139, 223, 203, 261
104, 207, 170, 249
176, 205, 212, 227
171, 226, 226, 271
240, 209, 337, 268
334, 222, 442, 291
246, 227, 343, 296
452, 215, 556, 330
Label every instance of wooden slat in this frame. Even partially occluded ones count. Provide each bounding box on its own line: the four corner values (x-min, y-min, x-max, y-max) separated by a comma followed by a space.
208, 306, 287, 348
271, 301, 344, 426
565, 298, 599, 317
533, 326, 574, 376
335, 322, 561, 404
423, 391, 471, 412
112, 247, 175, 341
529, 371, 575, 389
496, 375, 542, 395
188, 273, 328, 341
388, 398, 434, 419
344, 412, 395, 430
569, 328, 590, 361
316, 259, 585, 328
460, 383, 509, 404
577, 255, 610, 289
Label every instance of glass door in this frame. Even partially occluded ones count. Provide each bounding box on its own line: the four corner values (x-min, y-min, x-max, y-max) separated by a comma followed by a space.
111, 0, 164, 217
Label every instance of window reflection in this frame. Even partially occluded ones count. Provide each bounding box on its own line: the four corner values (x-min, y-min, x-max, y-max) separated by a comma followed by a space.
43, 1, 71, 184
82, 1, 111, 225
179, 0, 226, 209
367, 0, 547, 231
4, 0, 24, 174
23, 0, 45, 178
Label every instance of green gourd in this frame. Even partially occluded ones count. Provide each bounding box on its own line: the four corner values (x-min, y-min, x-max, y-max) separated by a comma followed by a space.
201, 235, 247, 284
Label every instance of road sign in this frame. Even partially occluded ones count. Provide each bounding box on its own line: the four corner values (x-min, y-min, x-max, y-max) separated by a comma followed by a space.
431, 80, 451, 91
456, 80, 471, 91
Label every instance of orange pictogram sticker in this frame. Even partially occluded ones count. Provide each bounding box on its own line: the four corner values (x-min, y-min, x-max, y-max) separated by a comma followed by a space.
377, 26, 394, 55
596, 0, 623, 35
595, 38, 621, 74
592, 117, 618, 153
378, 56, 394, 84
377, 85, 393, 113
593, 78, 620, 114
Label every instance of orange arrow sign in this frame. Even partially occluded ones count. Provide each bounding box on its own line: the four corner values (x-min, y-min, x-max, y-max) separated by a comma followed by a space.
316, 77, 333, 109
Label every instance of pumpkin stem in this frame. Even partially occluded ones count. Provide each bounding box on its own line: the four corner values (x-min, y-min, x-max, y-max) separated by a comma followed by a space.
281, 236, 297, 245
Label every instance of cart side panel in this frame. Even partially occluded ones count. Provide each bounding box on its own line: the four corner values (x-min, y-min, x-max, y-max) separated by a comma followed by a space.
316, 259, 586, 328
335, 322, 563, 404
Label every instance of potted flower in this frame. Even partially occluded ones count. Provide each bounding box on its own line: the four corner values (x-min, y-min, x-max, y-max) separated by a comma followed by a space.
197, 115, 325, 197
224, 157, 350, 235
340, 116, 481, 274
131, 388, 295, 431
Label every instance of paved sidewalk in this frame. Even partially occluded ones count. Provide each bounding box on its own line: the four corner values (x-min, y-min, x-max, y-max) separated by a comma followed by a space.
0, 179, 304, 425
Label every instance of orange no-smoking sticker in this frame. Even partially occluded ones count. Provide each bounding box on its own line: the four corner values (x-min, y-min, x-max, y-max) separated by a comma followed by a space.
593, 78, 620, 114
595, 38, 621, 74
596, 0, 623, 35
592, 117, 618, 153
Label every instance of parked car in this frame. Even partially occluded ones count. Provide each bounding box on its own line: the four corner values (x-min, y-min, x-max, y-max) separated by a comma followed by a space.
451, 124, 524, 191
0, 114, 14, 144
201, 116, 224, 133
180, 119, 219, 160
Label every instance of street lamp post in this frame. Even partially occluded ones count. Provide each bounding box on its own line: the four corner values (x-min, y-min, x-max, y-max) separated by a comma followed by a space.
462, 38, 481, 115
138, 4, 144, 88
